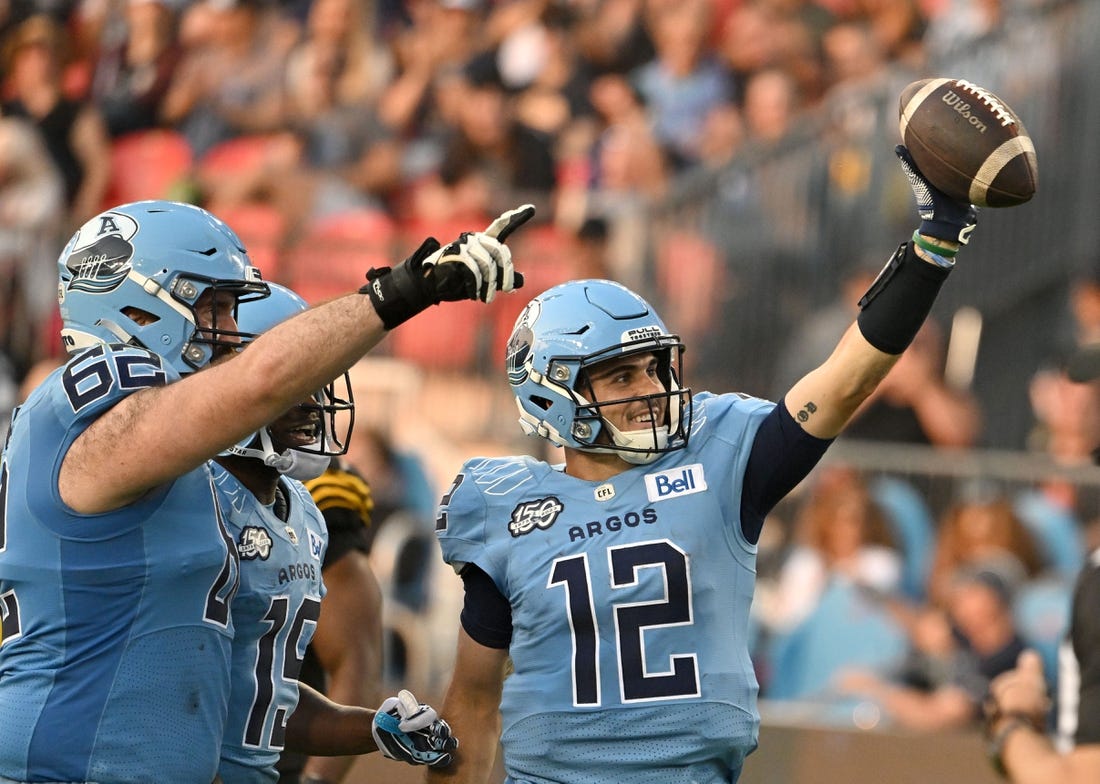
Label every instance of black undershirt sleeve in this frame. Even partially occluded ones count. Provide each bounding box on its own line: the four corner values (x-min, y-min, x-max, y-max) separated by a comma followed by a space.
459, 563, 513, 649
1071, 560, 1100, 745
740, 399, 834, 545
456, 400, 831, 644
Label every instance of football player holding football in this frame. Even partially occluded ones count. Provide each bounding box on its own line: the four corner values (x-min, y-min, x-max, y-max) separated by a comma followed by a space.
428, 150, 977, 783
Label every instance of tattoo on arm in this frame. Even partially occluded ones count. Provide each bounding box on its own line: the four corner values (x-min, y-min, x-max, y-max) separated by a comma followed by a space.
795, 401, 817, 423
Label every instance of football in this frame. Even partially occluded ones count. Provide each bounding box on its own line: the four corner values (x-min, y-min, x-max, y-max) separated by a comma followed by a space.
898, 77, 1038, 208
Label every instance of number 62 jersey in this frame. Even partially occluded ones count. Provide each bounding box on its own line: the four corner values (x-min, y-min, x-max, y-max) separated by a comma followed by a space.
436, 391, 774, 784
0, 344, 239, 783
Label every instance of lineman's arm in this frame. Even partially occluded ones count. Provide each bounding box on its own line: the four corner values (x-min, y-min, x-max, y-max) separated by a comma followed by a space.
60, 205, 534, 513
60, 293, 389, 513
425, 627, 509, 784
286, 682, 381, 756
287, 682, 456, 768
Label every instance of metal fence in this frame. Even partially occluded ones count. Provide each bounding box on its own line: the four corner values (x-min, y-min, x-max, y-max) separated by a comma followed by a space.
630, 0, 1100, 450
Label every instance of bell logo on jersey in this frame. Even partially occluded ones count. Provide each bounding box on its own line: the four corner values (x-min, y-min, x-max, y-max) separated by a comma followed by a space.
307, 529, 324, 561
644, 463, 707, 502
238, 526, 273, 560
508, 496, 564, 537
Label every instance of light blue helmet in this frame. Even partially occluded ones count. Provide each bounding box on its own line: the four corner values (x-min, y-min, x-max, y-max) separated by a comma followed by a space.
226, 283, 355, 471
505, 279, 691, 464
57, 200, 268, 375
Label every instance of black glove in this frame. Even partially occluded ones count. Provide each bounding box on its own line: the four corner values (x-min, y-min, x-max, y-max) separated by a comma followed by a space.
896, 145, 978, 245
362, 204, 536, 329
372, 690, 458, 767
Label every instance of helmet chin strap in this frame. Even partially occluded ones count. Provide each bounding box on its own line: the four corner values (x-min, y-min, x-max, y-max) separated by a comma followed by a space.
228, 428, 331, 481
601, 420, 669, 465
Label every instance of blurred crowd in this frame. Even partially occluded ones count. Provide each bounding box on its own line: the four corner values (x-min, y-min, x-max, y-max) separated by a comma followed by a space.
0, 0, 1072, 381
0, 0, 1097, 737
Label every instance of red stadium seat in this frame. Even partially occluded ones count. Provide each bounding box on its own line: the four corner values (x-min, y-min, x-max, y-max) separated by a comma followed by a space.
197, 134, 281, 179
282, 210, 398, 304
216, 203, 288, 282
389, 299, 485, 370
103, 129, 193, 208
489, 223, 574, 358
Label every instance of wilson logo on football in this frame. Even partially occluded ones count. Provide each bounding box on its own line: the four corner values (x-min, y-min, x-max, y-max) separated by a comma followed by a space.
508, 496, 564, 537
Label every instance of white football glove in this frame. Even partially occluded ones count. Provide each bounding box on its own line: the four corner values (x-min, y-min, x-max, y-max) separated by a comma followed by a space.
362, 204, 536, 328
372, 689, 458, 768
422, 203, 536, 303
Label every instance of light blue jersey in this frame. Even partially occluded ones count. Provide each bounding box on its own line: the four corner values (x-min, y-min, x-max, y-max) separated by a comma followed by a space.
438, 392, 774, 784
213, 464, 327, 784
0, 344, 239, 783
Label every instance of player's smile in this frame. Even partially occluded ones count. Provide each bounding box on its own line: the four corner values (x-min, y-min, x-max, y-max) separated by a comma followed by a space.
269, 407, 322, 450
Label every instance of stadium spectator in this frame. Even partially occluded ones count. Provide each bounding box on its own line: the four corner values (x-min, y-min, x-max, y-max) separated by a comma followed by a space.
843, 319, 982, 448
434, 52, 557, 221
376, 0, 485, 136
0, 198, 533, 781
630, 0, 735, 170
0, 116, 65, 375
426, 146, 982, 782
160, 0, 297, 157
753, 464, 903, 634
1, 14, 112, 228
927, 481, 1044, 608
837, 558, 1028, 732
89, 0, 182, 137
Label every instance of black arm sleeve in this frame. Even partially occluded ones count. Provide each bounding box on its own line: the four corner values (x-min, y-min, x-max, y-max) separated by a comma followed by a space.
1071, 559, 1100, 745
740, 399, 833, 545
459, 563, 513, 649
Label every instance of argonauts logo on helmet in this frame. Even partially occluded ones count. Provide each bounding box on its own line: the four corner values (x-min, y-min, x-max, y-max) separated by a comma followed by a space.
506, 299, 541, 386
63, 211, 140, 295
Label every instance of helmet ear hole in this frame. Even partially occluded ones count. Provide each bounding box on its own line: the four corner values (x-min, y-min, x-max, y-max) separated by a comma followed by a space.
531, 395, 554, 411
121, 307, 159, 326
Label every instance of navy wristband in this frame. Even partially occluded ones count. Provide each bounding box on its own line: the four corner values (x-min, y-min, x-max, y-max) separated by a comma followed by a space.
857, 241, 951, 355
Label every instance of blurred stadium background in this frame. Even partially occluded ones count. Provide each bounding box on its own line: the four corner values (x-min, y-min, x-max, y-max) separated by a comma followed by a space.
2, 0, 1098, 780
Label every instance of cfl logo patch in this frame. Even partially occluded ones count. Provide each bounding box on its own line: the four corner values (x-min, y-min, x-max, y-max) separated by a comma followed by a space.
508, 496, 564, 537
645, 464, 707, 502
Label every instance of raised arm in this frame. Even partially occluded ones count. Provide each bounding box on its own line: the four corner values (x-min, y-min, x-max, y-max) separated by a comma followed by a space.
785, 146, 976, 440
59, 204, 535, 513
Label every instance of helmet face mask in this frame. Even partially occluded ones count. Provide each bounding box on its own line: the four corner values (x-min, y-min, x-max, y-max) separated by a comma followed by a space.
507, 280, 692, 464
57, 201, 269, 375
225, 283, 355, 472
